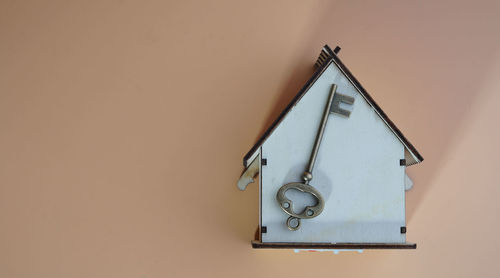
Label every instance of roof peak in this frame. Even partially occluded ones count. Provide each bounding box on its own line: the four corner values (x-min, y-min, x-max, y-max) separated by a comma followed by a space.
242, 45, 423, 167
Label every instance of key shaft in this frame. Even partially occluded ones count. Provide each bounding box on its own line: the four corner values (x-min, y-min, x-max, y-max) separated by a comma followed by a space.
303, 84, 337, 184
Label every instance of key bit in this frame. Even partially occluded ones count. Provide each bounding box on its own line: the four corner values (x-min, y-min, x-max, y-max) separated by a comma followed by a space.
331, 93, 355, 117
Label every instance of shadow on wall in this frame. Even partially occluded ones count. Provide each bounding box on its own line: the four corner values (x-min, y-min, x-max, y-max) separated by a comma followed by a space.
253, 0, 500, 222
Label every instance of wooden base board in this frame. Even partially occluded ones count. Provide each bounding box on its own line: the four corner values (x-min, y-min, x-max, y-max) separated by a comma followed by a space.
251, 240, 416, 249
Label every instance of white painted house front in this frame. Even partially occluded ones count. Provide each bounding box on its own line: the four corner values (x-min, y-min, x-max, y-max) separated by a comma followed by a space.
238, 45, 423, 249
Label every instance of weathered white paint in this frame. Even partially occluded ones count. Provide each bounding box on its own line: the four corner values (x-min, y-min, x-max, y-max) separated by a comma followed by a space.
260, 62, 406, 243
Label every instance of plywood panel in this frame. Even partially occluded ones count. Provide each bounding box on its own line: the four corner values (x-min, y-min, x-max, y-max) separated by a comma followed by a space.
261, 63, 405, 243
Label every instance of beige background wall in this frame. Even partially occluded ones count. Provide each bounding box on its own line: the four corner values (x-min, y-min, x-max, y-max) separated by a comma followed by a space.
1, 0, 499, 277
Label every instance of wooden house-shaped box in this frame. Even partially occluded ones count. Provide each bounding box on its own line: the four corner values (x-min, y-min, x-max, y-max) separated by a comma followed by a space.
238, 45, 423, 250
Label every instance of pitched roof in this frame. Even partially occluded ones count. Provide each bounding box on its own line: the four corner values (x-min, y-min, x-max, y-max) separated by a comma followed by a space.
242, 45, 423, 167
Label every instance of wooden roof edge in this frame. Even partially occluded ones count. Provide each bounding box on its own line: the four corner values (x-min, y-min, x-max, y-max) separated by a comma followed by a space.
242, 44, 423, 168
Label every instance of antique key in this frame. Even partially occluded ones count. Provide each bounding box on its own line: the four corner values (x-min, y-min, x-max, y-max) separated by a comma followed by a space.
276, 84, 355, 230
